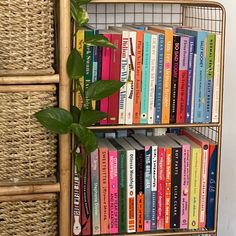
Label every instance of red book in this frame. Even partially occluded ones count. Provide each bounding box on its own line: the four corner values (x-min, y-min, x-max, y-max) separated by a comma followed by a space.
108, 32, 122, 124
176, 35, 189, 123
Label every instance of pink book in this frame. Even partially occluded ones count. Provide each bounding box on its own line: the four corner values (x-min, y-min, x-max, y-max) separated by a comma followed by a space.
105, 139, 119, 234
100, 33, 112, 124
157, 146, 166, 229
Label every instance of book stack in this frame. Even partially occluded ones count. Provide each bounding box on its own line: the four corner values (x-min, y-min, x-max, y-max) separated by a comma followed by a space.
74, 24, 221, 125
72, 129, 218, 235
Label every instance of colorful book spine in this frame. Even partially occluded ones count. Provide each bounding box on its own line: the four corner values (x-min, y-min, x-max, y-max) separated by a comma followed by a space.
119, 31, 129, 124
157, 146, 166, 229
148, 33, 158, 124
190, 54, 197, 123
92, 45, 98, 110
140, 32, 151, 124
164, 147, 172, 229
151, 145, 158, 230
133, 31, 144, 124
100, 34, 111, 124
108, 34, 122, 124
176, 28, 208, 123
212, 34, 222, 123
81, 155, 92, 235
127, 149, 136, 233
204, 33, 216, 123
176, 35, 189, 123
99, 146, 109, 234
206, 144, 218, 229
109, 148, 118, 233
170, 147, 182, 228
126, 31, 136, 124
186, 36, 195, 123
180, 143, 190, 229
170, 35, 181, 124
155, 34, 165, 124
91, 149, 100, 235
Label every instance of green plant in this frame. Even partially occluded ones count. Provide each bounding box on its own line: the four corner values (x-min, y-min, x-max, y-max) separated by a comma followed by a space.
35, 0, 124, 174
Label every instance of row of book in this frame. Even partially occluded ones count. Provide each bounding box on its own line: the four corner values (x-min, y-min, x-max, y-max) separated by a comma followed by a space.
72, 129, 218, 235
74, 24, 221, 125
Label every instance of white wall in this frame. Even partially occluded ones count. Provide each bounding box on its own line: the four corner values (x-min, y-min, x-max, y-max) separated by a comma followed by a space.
217, 0, 236, 235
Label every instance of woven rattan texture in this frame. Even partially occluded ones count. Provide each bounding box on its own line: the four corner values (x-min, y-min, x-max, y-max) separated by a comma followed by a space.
0, 198, 58, 236
0, 0, 54, 74
0, 90, 57, 184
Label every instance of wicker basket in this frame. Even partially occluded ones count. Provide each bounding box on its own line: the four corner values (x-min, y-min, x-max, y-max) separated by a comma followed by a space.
0, 0, 55, 75
0, 85, 57, 185
0, 194, 58, 236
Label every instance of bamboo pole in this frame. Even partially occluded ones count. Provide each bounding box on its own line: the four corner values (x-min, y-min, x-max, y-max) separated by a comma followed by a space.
0, 85, 56, 92
0, 193, 56, 202
0, 183, 60, 196
0, 68, 54, 76
0, 74, 59, 85
59, 0, 71, 235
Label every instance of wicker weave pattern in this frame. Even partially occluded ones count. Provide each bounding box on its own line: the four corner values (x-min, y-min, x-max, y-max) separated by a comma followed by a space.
0, 91, 57, 184
0, 0, 54, 74
0, 198, 58, 236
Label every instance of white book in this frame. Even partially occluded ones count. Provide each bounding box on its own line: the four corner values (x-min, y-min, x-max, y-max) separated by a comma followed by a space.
191, 53, 197, 123
212, 34, 222, 123
148, 32, 158, 124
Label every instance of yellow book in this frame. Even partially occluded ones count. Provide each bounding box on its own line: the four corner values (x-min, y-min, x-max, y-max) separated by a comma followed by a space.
181, 136, 201, 229
148, 26, 173, 124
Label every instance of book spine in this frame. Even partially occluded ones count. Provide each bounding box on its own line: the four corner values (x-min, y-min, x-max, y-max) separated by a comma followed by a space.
161, 30, 173, 124
212, 34, 222, 123
108, 34, 122, 124
126, 31, 136, 124
81, 155, 92, 235
118, 31, 129, 124
194, 32, 208, 123
109, 150, 119, 234
151, 146, 158, 230
118, 149, 127, 233
136, 150, 145, 232
100, 34, 111, 124
180, 144, 190, 229
204, 33, 216, 123
157, 147, 166, 229
91, 150, 101, 235
127, 150, 136, 233
133, 31, 144, 124
170, 147, 182, 228
186, 37, 195, 123
99, 147, 109, 234
190, 54, 197, 123
92, 45, 98, 110
155, 34, 165, 124
206, 145, 218, 229
73, 165, 82, 235
188, 148, 201, 229
144, 146, 152, 231
84, 30, 94, 110
140, 33, 151, 124
176, 36, 189, 124
165, 147, 172, 229
148, 34, 158, 124
170, 35, 181, 124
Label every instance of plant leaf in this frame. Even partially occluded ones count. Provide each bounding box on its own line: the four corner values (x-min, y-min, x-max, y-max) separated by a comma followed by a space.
71, 106, 81, 123
86, 80, 125, 100
72, 6, 89, 26
71, 123, 97, 154
35, 108, 73, 134
85, 35, 117, 48
67, 49, 85, 80
79, 110, 108, 126
78, 0, 92, 5
74, 152, 84, 176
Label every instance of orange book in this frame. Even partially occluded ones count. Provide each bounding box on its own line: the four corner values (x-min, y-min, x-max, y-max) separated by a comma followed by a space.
98, 139, 109, 234
148, 26, 173, 124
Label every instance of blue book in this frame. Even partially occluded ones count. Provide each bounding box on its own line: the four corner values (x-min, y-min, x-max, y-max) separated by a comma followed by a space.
206, 144, 218, 229
185, 36, 195, 123
155, 34, 165, 124
140, 32, 151, 124
177, 28, 208, 123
